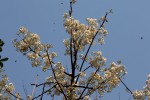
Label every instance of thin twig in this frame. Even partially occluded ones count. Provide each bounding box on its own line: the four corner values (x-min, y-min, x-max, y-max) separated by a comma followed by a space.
40, 83, 45, 100
31, 82, 53, 87
75, 66, 91, 78
79, 67, 100, 99
64, 85, 93, 89
32, 85, 56, 100
22, 81, 28, 98
5, 89, 24, 100
119, 77, 133, 94
31, 75, 39, 98
69, 1, 73, 17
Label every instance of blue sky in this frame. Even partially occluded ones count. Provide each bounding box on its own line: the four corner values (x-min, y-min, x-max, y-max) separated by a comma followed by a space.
1, 0, 150, 99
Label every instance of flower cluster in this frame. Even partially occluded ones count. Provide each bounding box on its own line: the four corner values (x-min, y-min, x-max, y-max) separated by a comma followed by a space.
104, 62, 126, 92
14, 27, 42, 53
89, 51, 106, 68
0, 75, 16, 99
54, 62, 65, 79
132, 90, 145, 100
132, 74, 150, 100
85, 62, 126, 96
144, 74, 150, 98
41, 52, 57, 71
13, 27, 57, 71
63, 13, 108, 54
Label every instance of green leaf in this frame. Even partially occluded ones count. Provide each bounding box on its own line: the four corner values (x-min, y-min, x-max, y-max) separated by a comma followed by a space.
0, 58, 9, 62
0, 39, 4, 46
0, 47, 2, 52
0, 62, 3, 68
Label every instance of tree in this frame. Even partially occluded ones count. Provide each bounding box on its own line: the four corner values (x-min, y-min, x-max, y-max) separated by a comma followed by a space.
1, 0, 150, 100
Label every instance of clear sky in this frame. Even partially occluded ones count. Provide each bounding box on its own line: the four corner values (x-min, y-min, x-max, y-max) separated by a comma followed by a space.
1, 0, 150, 99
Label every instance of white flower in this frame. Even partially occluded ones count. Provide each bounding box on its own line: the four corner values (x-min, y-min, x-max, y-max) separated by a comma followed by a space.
83, 96, 91, 100
71, 0, 76, 4
98, 37, 104, 45
18, 26, 28, 34
132, 90, 145, 100
46, 76, 55, 82
27, 95, 32, 100
147, 74, 150, 80
79, 71, 86, 77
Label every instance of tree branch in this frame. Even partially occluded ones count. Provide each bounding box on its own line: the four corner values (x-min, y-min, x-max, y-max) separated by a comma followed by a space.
40, 83, 45, 100
31, 75, 38, 98
76, 12, 108, 84
45, 49, 68, 100
64, 85, 93, 89
5, 89, 23, 100
119, 77, 133, 95
78, 67, 100, 99
32, 85, 56, 100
